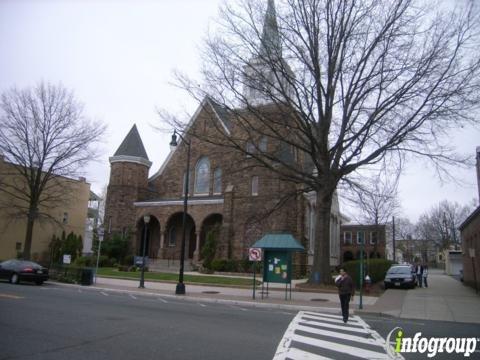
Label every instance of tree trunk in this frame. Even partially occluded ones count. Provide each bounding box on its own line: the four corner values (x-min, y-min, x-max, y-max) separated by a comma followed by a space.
23, 210, 36, 260
309, 190, 333, 285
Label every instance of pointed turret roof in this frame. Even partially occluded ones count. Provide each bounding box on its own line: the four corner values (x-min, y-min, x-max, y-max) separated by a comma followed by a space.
109, 124, 152, 168
259, 0, 282, 58
114, 124, 149, 160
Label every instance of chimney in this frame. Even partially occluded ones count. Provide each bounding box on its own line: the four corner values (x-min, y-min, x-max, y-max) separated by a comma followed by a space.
477, 146, 480, 203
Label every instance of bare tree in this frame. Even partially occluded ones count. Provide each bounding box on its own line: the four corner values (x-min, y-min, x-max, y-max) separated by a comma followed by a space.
345, 170, 401, 225
0, 82, 106, 260
416, 199, 474, 250
162, 0, 480, 284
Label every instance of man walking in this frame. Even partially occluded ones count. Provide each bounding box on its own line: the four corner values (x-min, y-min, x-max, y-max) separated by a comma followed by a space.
335, 268, 355, 323
416, 263, 423, 288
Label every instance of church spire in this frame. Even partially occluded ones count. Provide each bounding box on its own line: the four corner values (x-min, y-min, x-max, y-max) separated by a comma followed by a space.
243, 0, 293, 105
259, 0, 281, 58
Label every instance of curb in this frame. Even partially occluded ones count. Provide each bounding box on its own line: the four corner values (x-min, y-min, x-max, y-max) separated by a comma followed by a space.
50, 281, 341, 313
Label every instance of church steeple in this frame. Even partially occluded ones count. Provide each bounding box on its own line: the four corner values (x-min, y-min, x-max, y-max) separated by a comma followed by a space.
243, 0, 293, 105
259, 0, 282, 59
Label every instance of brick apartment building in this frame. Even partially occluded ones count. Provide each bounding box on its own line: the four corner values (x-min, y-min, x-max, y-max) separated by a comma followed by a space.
459, 146, 480, 291
340, 224, 386, 263
104, 1, 342, 271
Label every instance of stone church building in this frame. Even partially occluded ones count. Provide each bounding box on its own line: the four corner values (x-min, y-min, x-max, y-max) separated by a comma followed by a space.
104, 0, 342, 273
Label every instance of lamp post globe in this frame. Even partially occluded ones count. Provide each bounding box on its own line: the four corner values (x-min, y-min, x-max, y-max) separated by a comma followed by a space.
139, 214, 150, 288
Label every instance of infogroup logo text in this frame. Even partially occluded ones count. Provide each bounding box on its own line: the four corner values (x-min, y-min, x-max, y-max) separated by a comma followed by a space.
385, 327, 478, 358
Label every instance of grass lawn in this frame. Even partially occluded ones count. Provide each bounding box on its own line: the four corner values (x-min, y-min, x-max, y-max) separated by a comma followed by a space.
96, 268, 259, 287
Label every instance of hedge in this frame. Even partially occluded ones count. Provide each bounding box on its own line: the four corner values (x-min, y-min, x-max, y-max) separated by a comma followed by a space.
342, 258, 394, 287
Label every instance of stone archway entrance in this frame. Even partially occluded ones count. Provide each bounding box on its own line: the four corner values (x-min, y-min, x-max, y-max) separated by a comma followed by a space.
136, 216, 160, 259
165, 212, 196, 260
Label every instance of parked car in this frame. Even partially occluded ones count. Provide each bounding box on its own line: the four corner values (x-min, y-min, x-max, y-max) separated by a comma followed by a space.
0, 259, 49, 285
384, 265, 417, 289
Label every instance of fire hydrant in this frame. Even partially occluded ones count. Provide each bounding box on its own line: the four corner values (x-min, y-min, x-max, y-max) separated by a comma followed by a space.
365, 274, 372, 294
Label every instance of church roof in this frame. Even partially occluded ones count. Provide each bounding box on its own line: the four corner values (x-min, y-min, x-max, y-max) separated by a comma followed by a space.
113, 124, 149, 160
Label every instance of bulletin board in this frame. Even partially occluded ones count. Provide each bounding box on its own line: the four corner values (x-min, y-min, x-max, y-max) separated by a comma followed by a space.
263, 250, 291, 284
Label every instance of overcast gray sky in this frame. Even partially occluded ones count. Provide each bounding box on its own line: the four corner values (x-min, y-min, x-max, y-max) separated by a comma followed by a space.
1, 0, 478, 223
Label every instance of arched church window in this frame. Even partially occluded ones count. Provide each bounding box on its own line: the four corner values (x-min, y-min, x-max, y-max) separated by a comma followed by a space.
194, 157, 210, 195
213, 168, 222, 194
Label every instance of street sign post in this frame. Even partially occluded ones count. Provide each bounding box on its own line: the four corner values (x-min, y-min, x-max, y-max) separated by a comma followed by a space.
249, 247, 262, 299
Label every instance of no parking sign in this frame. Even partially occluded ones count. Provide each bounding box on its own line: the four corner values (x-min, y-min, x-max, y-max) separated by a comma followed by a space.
248, 247, 262, 261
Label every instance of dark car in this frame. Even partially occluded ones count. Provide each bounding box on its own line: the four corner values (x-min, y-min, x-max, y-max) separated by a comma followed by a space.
384, 265, 417, 289
0, 259, 49, 285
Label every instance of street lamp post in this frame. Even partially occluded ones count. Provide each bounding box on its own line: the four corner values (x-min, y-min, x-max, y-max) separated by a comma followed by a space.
139, 214, 150, 288
170, 130, 191, 295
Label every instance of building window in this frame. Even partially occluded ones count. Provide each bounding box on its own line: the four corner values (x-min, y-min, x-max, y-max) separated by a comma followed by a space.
246, 141, 255, 158
251, 176, 259, 196
194, 157, 210, 195
168, 227, 176, 246
15, 242, 22, 251
213, 168, 222, 194
370, 231, 378, 245
259, 137, 267, 152
344, 231, 352, 244
62, 212, 69, 225
357, 231, 365, 245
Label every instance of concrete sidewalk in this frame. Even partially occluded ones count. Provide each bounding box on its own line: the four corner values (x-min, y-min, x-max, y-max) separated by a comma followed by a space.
60, 268, 479, 323
86, 276, 377, 313
359, 268, 480, 323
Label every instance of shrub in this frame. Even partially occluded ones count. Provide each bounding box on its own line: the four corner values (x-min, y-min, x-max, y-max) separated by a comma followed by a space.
100, 233, 131, 264
210, 259, 227, 271
75, 256, 94, 267
201, 231, 217, 270
124, 255, 134, 266
342, 258, 394, 287
97, 255, 115, 267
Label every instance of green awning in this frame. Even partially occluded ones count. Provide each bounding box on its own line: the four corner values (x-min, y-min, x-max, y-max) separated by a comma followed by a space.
251, 233, 305, 251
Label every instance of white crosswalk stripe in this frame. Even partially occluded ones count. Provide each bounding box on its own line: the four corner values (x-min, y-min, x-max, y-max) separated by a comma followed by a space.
273, 311, 403, 360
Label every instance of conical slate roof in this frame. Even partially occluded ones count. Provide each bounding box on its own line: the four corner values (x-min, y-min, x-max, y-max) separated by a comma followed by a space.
113, 124, 149, 160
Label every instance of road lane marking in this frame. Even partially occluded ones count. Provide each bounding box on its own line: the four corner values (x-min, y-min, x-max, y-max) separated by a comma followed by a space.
198, 303, 207, 307
0, 293, 23, 299
158, 297, 168, 303
129, 294, 137, 300
100, 291, 109, 296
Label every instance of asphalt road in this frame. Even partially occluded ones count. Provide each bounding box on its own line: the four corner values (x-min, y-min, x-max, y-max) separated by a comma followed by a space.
2, 281, 478, 360
0, 282, 294, 360
363, 314, 480, 360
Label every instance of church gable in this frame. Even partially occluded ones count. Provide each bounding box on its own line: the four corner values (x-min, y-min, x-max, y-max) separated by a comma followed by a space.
148, 98, 235, 200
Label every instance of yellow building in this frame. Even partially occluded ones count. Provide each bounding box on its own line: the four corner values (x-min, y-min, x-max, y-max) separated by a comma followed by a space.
0, 155, 90, 261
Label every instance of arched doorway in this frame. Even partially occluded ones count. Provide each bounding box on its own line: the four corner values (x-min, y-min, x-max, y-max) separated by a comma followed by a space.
136, 216, 160, 259
199, 214, 223, 259
165, 212, 196, 260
